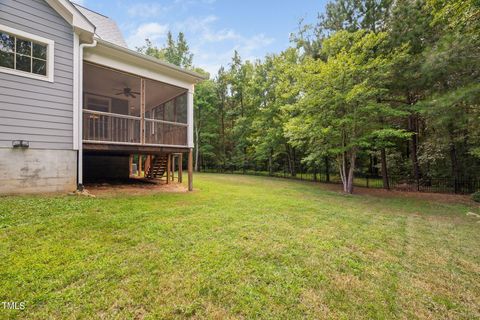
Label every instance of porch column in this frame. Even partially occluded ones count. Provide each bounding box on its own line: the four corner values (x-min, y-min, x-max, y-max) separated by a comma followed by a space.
187, 90, 194, 148
140, 78, 146, 145
171, 155, 175, 181
188, 148, 193, 191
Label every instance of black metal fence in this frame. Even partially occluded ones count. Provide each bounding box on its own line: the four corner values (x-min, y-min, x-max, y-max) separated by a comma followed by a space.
202, 167, 479, 194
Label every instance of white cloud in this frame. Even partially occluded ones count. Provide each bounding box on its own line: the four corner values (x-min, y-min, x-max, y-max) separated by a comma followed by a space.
203, 28, 240, 42
124, 10, 274, 75
240, 34, 275, 54
191, 33, 275, 75
126, 3, 167, 18
126, 23, 169, 48
172, 14, 276, 74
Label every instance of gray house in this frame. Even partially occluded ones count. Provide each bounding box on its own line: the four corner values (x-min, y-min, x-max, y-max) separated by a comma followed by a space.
0, 0, 203, 194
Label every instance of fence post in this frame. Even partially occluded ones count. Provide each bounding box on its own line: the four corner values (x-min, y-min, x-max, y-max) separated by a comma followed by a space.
366, 176, 369, 188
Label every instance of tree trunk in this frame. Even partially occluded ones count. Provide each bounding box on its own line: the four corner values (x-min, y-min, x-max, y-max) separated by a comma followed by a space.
268, 149, 273, 176
194, 125, 200, 172
450, 142, 459, 193
324, 157, 330, 183
243, 146, 247, 174
346, 151, 356, 194
220, 101, 226, 168
339, 151, 356, 194
408, 114, 421, 190
286, 146, 293, 177
339, 152, 347, 192
291, 148, 297, 177
380, 148, 390, 190
369, 154, 374, 176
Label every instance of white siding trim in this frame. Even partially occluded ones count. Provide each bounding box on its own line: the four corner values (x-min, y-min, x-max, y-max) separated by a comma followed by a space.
0, 24, 55, 82
45, 0, 95, 35
84, 46, 196, 90
187, 89, 194, 148
73, 32, 79, 150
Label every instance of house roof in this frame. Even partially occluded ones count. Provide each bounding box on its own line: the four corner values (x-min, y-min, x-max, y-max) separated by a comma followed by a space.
72, 3, 127, 48
66, 1, 205, 83
45, 0, 95, 41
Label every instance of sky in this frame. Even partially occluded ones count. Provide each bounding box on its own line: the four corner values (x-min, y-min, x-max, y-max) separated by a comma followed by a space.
74, 0, 328, 75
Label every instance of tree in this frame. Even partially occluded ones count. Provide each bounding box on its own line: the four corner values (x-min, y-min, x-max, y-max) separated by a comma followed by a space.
164, 32, 193, 69
287, 31, 409, 193
137, 0, 480, 192
136, 32, 193, 69
417, 0, 480, 183
193, 69, 219, 171
250, 49, 300, 175
136, 39, 165, 60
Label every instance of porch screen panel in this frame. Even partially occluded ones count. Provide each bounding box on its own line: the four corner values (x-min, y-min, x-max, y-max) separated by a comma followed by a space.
83, 63, 142, 144
145, 79, 188, 146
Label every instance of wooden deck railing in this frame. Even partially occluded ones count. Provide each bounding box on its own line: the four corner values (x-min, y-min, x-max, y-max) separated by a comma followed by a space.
83, 110, 188, 147
144, 119, 188, 146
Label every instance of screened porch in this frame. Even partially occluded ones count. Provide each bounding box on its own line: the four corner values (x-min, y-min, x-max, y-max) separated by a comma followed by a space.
82, 63, 189, 147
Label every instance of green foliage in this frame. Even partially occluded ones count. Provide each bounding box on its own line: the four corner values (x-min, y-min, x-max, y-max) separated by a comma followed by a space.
135, 38, 165, 60
136, 31, 193, 69
287, 30, 411, 192
472, 191, 480, 202
135, 1, 480, 191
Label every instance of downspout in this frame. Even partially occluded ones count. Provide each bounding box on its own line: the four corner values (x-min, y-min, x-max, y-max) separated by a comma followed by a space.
77, 39, 97, 190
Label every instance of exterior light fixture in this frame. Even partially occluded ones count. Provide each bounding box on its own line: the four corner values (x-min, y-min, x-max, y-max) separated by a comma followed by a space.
12, 140, 29, 148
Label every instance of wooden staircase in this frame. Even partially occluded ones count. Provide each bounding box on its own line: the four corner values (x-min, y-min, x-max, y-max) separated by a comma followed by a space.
146, 155, 168, 179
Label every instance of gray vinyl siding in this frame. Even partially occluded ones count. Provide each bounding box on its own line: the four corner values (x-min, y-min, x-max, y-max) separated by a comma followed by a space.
0, 0, 74, 150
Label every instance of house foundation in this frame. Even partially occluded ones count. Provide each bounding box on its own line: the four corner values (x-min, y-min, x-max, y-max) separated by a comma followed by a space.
0, 149, 77, 194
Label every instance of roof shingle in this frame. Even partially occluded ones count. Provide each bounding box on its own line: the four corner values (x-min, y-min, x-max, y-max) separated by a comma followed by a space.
73, 3, 127, 48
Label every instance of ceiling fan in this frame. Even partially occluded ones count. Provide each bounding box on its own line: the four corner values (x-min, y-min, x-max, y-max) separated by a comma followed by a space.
114, 87, 140, 98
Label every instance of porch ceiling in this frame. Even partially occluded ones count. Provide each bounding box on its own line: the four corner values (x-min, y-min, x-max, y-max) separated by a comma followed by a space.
83, 63, 186, 107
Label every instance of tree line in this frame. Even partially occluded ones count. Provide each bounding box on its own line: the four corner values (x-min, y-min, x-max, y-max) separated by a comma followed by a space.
138, 0, 480, 193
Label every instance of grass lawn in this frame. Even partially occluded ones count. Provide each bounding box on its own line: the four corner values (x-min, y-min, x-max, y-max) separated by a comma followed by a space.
1, 173, 479, 319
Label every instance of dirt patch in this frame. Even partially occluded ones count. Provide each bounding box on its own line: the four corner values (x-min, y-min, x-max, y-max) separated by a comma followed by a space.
85, 178, 188, 197
318, 182, 476, 205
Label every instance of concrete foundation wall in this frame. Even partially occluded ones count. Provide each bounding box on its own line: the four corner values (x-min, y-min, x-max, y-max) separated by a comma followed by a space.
84, 154, 130, 182
0, 149, 77, 194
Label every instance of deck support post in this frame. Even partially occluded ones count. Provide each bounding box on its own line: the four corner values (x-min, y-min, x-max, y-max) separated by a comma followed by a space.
129, 154, 133, 177
179, 153, 183, 183
171, 155, 175, 181
138, 154, 143, 177
166, 154, 171, 184
145, 155, 151, 177
188, 148, 193, 191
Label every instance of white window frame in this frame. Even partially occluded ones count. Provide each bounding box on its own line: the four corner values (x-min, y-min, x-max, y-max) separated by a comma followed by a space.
0, 24, 55, 82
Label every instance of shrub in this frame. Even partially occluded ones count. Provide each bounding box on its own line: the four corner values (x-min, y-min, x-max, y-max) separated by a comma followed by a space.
472, 191, 480, 203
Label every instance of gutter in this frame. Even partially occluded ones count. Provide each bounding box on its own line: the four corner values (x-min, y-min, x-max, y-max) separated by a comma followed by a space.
77, 39, 97, 190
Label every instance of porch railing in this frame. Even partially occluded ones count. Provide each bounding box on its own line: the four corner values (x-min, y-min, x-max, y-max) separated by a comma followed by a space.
82, 110, 188, 147
144, 119, 188, 146
83, 110, 141, 144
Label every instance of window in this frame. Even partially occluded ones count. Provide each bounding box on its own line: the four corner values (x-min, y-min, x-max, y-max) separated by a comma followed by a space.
0, 24, 54, 82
